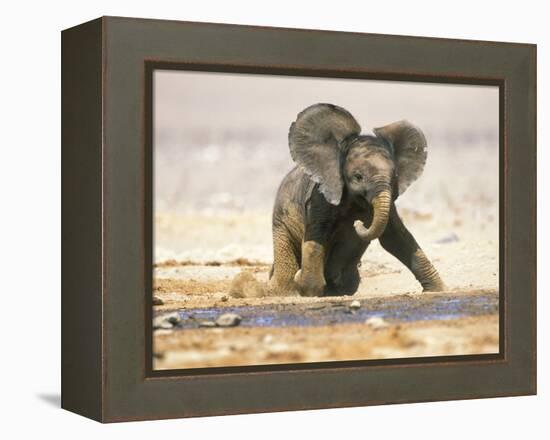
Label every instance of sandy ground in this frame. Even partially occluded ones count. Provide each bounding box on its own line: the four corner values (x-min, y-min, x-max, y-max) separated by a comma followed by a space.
152, 134, 499, 370
153, 315, 499, 369
152, 273, 499, 369
152, 180, 499, 369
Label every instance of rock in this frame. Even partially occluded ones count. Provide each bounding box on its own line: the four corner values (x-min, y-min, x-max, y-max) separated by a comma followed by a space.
365, 316, 389, 330
198, 320, 217, 328
215, 313, 242, 327
153, 312, 182, 329
349, 300, 361, 310
152, 318, 167, 329
221, 295, 229, 302
152, 296, 164, 306
165, 312, 182, 324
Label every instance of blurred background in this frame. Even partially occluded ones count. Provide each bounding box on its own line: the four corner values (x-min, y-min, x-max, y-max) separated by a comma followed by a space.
154, 70, 499, 292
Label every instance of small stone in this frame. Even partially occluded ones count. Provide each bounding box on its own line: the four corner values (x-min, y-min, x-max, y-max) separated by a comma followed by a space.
198, 320, 217, 328
365, 316, 389, 330
153, 312, 182, 329
221, 295, 229, 302
152, 317, 169, 329
152, 296, 164, 306
349, 300, 361, 310
215, 313, 242, 327
165, 312, 182, 324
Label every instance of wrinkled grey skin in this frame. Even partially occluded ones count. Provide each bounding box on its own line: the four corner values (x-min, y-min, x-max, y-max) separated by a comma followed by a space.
232, 103, 445, 298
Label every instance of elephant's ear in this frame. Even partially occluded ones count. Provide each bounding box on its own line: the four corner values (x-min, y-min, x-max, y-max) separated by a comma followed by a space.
289, 103, 361, 205
373, 121, 427, 195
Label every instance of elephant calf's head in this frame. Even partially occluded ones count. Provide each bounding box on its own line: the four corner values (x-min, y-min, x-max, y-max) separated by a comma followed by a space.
288, 103, 428, 241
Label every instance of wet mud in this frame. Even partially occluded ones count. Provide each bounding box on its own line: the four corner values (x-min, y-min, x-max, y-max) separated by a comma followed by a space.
157, 291, 498, 330
152, 281, 499, 370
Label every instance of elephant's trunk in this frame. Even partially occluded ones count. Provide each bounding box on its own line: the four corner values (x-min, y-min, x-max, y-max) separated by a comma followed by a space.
354, 189, 392, 241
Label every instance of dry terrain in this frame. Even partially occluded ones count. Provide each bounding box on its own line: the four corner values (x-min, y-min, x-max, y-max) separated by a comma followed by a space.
152, 145, 499, 370
152, 74, 500, 370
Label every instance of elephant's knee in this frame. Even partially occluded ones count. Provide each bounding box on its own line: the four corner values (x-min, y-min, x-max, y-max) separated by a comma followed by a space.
342, 268, 361, 294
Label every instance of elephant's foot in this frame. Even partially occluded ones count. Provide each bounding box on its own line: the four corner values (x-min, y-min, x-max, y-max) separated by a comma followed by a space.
421, 279, 447, 292
418, 271, 447, 292
267, 278, 300, 297
410, 249, 447, 292
294, 269, 326, 297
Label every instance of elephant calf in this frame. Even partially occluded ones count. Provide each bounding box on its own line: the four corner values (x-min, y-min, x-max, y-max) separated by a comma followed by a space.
231, 103, 445, 298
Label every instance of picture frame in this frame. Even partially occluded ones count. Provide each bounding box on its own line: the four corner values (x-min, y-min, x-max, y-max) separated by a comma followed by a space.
61, 16, 536, 422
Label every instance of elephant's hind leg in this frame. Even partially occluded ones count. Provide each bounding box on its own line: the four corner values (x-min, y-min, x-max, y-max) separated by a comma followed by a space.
230, 228, 298, 298
268, 226, 301, 295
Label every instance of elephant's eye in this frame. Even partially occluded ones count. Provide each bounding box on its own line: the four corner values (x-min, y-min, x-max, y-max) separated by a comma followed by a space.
353, 173, 363, 182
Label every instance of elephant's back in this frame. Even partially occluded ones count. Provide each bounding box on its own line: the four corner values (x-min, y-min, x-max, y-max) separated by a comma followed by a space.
275, 166, 315, 208
272, 166, 314, 238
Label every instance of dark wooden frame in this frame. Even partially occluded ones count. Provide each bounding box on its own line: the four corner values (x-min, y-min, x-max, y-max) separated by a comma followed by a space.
62, 16, 536, 423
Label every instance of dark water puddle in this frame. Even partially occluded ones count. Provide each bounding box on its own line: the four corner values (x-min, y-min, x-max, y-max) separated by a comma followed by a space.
160, 291, 499, 330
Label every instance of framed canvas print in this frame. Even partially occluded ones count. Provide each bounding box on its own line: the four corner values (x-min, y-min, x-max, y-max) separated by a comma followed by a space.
61, 16, 536, 422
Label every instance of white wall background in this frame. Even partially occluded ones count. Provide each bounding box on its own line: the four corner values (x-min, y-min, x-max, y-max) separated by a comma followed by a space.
1, 0, 545, 438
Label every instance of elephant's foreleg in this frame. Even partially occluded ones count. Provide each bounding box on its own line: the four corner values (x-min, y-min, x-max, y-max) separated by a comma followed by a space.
294, 187, 339, 297
379, 205, 446, 292
294, 240, 327, 297
324, 223, 369, 295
